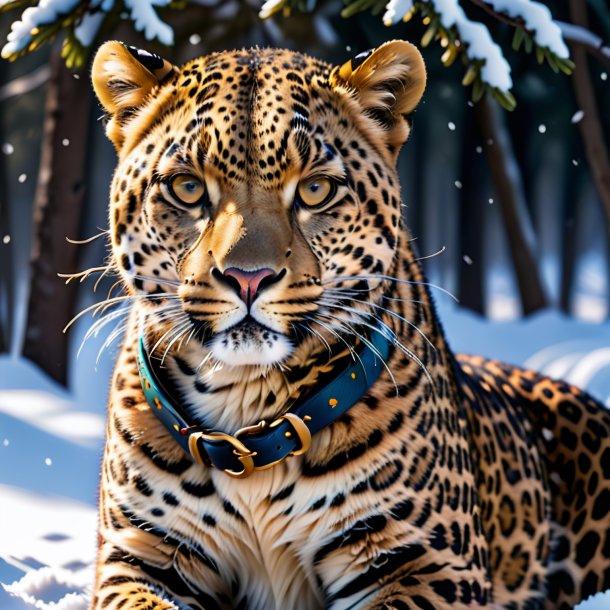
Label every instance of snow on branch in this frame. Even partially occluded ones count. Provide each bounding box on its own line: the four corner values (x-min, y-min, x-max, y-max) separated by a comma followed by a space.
124, 0, 174, 46
556, 19, 610, 71
1, 0, 82, 59
484, 0, 568, 58
383, 0, 414, 26
429, 0, 513, 91
0, 0, 176, 67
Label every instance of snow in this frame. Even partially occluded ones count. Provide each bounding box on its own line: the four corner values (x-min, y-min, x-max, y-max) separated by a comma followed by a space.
1, 0, 174, 60
486, 0, 569, 58
0, 389, 104, 447
0, 352, 104, 609
259, 0, 286, 20
430, 0, 513, 91
382, 0, 414, 26
1, 0, 82, 59
124, 0, 174, 46
378, 0, 568, 93
73, 9, 107, 48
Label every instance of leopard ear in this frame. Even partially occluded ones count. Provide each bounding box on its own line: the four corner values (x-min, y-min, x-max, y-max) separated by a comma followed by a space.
330, 40, 426, 153
91, 41, 176, 149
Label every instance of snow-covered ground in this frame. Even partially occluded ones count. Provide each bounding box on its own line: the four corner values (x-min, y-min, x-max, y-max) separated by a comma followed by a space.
1, 303, 609, 609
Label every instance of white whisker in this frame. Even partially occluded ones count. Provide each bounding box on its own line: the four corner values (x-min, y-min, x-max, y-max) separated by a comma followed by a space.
322, 274, 459, 302
319, 294, 436, 352
312, 311, 398, 393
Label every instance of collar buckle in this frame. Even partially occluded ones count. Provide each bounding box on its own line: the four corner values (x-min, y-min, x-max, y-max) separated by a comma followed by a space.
230, 413, 312, 474
191, 431, 257, 479
271, 413, 312, 456
187, 415, 312, 479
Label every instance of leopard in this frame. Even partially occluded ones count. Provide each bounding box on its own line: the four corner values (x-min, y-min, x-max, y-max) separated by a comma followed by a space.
88, 39, 610, 610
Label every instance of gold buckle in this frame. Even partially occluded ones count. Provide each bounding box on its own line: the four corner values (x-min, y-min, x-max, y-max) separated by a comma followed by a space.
237, 414, 311, 456
189, 431, 257, 479
189, 414, 311, 479
269, 413, 312, 456
235, 420, 268, 439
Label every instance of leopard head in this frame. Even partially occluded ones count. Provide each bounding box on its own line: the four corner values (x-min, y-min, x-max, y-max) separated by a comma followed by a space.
92, 41, 425, 368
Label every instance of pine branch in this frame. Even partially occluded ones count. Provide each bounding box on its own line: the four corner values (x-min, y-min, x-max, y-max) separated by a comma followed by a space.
467, 0, 574, 74
469, 0, 610, 71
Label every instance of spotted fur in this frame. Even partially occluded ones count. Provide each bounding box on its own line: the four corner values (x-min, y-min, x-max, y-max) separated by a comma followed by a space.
89, 40, 610, 609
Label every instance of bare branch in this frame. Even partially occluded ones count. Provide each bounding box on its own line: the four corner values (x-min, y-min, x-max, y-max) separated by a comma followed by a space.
557, 20, 610, 71
0, 64, 50, 103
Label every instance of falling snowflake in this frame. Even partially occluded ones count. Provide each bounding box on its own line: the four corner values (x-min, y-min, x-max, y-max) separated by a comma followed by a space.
601, 72, 608, 81
2, 143, 14, 155
189, 33, 201, 45
476, 146, 483, 154
448, 121, 456, 131
2, 439, 9, 447
45, 457, 53, 466
463, 255, 473, 265
2, 235, 10, 244
62, 138, 70, 146
572, 159, 579, 166
571, 110, 584, 124
488, 198, 494, 204
18, 173, 27, 183
538, 124, 546, 133
454, 180, 463, 189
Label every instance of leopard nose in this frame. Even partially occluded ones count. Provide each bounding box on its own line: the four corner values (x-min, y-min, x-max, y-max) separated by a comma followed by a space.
215, 267, 282, 308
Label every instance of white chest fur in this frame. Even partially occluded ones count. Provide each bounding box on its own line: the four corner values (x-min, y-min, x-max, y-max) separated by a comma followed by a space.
209, 462, 326, 610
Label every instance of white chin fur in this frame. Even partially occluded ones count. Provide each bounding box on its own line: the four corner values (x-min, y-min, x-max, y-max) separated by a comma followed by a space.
209, 328, 293, 366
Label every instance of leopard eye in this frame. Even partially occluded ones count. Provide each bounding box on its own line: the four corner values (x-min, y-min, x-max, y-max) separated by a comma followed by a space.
297, 176, 335, 208
169, 174, 207, 206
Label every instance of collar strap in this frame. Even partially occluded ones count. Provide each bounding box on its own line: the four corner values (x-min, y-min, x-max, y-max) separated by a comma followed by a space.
137, 330, 391, 479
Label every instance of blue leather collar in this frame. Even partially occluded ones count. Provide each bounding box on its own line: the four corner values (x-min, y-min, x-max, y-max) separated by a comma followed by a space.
137, 329, 391, 478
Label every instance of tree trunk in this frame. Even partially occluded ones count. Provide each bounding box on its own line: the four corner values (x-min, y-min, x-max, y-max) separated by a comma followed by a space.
458, 107, 485, 314
0, 59, 11, 354
0, 164, 8, 354
475, 95, 548, 315
568, 0, 610, 308
21, 49, 91, 384
559, 205, 578, 313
